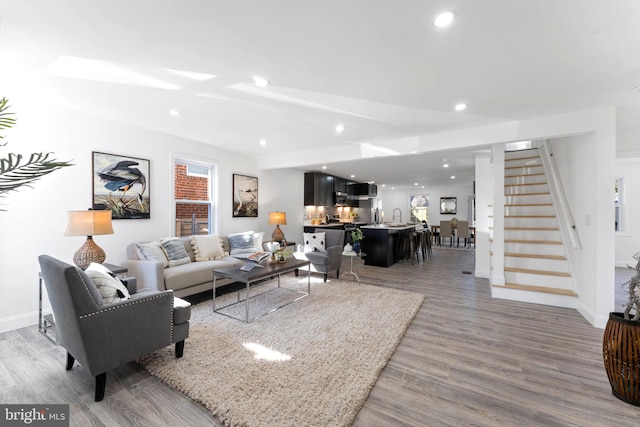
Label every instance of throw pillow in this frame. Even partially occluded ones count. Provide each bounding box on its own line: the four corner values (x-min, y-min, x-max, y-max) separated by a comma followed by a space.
85, 262, 131, 305
160, 238, 191, 267
303, 232, 326, 253
228, 231, 258, 254
253, 231, 265, 252
135, 241, 169, 268
191, 234, 225, 261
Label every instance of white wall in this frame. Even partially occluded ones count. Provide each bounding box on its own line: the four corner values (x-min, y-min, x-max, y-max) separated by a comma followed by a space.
615, 158, 640, 267
0, 102, 303, 333
377, 183, 473, 226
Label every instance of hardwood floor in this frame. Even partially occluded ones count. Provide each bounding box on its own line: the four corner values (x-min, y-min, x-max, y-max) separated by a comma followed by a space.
2, 249, 639, 426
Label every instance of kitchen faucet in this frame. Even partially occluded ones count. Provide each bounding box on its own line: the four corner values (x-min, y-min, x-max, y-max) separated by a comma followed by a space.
392, 208, 402, 223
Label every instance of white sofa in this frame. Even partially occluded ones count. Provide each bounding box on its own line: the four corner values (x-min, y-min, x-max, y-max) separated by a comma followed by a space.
123, 233, 268, 298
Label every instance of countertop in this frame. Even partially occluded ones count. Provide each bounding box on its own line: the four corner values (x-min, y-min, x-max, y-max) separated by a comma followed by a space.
360, 224, 418, 231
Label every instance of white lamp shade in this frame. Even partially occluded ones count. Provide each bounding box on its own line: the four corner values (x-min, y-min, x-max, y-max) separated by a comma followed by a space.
64, 210, 114, 236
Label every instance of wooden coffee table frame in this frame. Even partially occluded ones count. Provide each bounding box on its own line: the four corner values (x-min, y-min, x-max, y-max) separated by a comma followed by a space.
212, 258, 311, 323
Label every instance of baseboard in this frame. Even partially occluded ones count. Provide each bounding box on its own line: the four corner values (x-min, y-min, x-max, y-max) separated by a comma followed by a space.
0, 310, 44, 334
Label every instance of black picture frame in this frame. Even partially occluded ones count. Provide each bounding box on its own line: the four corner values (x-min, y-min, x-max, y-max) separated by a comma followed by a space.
440, 197, 457, 214
233, 174, 258, 217
92, 151, 150, 219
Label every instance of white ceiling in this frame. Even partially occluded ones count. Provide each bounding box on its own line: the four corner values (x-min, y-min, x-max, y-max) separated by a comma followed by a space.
2, 0, 640, 188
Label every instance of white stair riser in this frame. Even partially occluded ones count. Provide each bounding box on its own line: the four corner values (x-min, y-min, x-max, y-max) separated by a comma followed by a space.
505, 165, 544, 176
505, 151, 540, 161
505, 194, 551, 204
505, 158, 543, 167
505, 229, 561, 241
505, 217, 559, 228
504, 242, 565, 256
504, 175, 547, 186
505, 205, 555, 216
505, 184, 550, 195
504, 272, 573, 289
504, 257, 569, 272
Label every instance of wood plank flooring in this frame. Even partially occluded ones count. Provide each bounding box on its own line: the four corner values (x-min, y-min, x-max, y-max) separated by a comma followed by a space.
2, 249, 639, 426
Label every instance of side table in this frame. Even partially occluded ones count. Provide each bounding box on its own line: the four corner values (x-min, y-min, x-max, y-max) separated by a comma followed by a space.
340, 251, 366, 283
39, 263, 128, 343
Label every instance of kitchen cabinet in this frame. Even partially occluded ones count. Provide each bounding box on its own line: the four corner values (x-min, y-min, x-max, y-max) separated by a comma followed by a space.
304, 172, 334, 206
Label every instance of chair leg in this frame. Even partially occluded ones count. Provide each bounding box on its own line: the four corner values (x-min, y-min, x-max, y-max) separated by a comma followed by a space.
323, 273, 328, 282
175, 340, 185, 358
95, 372, 107, 402
294, 269, 299, 277
336, 268, 340, 278
66, 352, 75, 370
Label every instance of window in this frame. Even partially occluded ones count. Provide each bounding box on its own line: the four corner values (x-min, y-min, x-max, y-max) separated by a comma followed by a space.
410, 194, 429, 224
172, 156, 217, 237
615, 177, 624, 232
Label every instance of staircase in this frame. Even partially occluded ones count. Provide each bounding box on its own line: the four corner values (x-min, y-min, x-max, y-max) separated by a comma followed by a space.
493, 148, 578, 303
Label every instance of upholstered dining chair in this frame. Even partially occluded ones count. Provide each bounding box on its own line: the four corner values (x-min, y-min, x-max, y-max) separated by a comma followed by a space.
38, 255, 191, 401
456, 220, 470, 248
439, 221, 453, 247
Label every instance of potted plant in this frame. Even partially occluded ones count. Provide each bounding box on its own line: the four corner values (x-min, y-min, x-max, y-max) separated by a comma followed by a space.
603, 252, 640, 406
351, 228, 364, 254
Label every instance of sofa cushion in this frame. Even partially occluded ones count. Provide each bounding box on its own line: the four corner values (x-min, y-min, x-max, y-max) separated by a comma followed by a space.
191, 234, 225, 261
160, 238, 192, 267
163, 257, 244, 291
303, 232, 326, 253
135, 241, 169, 268
85, 262, 131, 304
228, 231, 258, 254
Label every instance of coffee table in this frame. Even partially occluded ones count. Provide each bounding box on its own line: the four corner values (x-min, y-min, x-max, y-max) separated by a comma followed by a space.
212, 258, 311, 323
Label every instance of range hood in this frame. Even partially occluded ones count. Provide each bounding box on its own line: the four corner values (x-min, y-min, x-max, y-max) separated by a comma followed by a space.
347, 183, 377, 197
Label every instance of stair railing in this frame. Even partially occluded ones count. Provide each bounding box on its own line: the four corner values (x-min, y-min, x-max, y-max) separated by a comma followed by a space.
539, 140, 581, 249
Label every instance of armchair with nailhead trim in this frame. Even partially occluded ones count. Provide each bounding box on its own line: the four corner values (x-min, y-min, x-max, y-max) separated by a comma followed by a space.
38, 255, 190, 401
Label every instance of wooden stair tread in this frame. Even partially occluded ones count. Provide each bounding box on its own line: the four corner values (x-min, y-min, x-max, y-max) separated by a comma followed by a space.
504, 252, 566, 260
504, 267, 571, 277
505, 203, 552, 207
504, 227, 559, 230
504, 239, 562, 244
504, 192, 550, 196
504, 164, 543, 170
504, 182, 548, 187
497, 283, 578, 297
505, 172, 546, 178
505, 155, 540, 161
505, 215, 556, 218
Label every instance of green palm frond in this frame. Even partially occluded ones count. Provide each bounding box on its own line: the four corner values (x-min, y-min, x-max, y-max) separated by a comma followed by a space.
0, 152, 73, 194
0, 97, 74, 209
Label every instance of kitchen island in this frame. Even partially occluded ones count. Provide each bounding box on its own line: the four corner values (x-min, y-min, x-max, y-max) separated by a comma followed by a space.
360, 224, 417, 267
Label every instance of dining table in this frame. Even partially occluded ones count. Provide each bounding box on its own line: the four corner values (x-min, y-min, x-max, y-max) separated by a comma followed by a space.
430, 224, 475, 247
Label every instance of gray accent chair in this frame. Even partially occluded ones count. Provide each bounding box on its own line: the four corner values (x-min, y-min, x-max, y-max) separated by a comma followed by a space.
298, 228, 345, 282
38, 255, 190, 401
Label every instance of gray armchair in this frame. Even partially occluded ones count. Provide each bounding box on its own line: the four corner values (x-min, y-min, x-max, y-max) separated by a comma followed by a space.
297, 228, 345, 282
38, 255, 190, 401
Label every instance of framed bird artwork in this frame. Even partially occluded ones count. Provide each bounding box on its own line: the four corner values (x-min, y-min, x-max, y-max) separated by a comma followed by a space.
232, 173, 258, 217
92, 152, 150, 219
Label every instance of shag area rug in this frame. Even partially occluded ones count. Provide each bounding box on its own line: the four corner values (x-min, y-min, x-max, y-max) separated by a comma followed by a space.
138, 276, 424, 427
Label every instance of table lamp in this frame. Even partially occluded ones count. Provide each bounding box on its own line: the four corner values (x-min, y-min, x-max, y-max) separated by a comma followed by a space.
269, 211, 287, 244
64, 210, 114, 269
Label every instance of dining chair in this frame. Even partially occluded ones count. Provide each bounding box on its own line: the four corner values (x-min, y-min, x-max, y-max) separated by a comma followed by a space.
456, 220, 470, 248
439, 221, 453, 247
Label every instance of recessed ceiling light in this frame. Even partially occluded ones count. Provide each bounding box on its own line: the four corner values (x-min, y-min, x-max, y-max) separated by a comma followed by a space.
414, 182, 419, 186
336, 124, 344, 134
322, 165, 327, 170
253, 76, 269, 87
169, 109, 180, 116
382, 184, 386, 187
455, 103, 467, 111
443, 163, 449, 168
259, 139, 267, 146
451, 176, 456, 179
434, 11, 456, 28
350, 174, 355, 178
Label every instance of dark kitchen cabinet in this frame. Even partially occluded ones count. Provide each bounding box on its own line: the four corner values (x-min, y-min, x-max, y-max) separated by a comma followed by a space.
304, 172, 334, 206
334, 177, 347, 194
